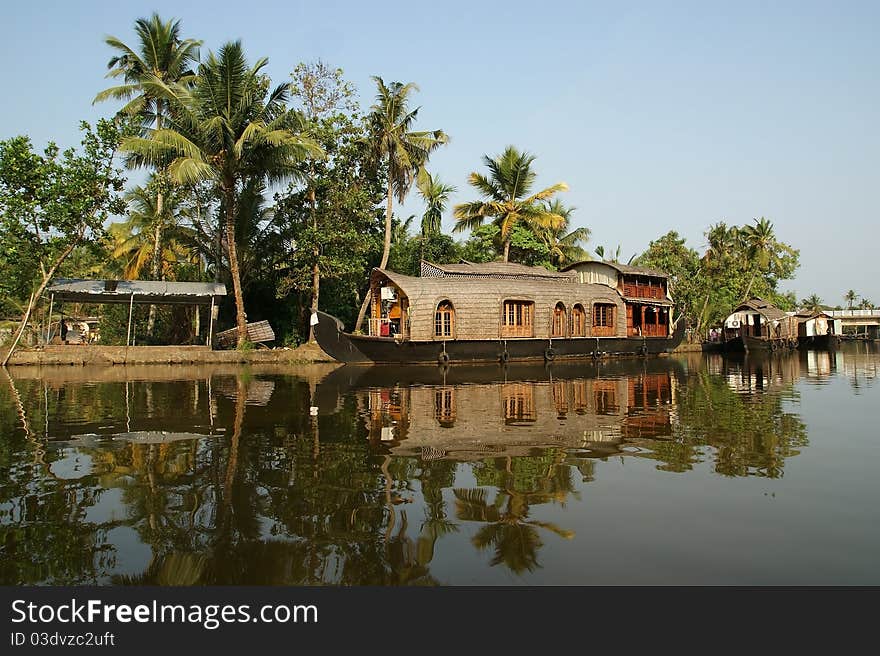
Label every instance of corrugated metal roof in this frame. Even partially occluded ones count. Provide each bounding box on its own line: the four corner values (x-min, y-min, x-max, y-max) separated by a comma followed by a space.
47, 279, 226, 305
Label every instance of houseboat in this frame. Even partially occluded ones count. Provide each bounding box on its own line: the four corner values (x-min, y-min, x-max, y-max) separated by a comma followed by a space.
313, 259, 684, 364
721, 299, 798, 352
794, 310, 840, 350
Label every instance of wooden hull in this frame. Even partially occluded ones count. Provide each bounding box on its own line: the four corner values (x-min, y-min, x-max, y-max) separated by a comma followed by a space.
798, 334, 839, 350
314, 311, 685, 365
723, 334, 797, 353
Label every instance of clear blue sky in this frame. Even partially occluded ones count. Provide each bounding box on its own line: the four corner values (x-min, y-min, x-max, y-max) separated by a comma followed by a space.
3, 0, 878, 306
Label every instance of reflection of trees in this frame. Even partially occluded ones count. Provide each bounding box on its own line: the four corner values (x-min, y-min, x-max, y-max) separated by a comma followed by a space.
646, 366, 808, 477
0, 375, 121, 584
454, 453, 575, 574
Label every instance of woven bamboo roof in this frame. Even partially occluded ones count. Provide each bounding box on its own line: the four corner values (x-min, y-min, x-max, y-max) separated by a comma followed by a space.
420, 260, 574, 280
561, 260, 669, 279
731, 298, 789, 322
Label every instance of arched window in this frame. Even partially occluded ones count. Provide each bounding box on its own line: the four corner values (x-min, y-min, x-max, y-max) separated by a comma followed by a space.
551, 302, 567, 337
571, 304, 586, 337
434, 301, 455, 338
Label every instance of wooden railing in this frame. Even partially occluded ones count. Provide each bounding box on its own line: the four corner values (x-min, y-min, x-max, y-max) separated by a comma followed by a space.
628, 324, 668, 337
623, 283, 665, 299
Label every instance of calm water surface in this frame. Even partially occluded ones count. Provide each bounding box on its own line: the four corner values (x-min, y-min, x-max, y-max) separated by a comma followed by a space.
1, 344, 878, 585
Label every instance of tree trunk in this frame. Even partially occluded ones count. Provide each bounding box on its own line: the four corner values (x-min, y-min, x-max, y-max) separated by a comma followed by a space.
742, 269, 758, 303
224, 186, 248, 345
354, 178, 394, 332
503, 238, 511, 262
308, 184, 319, 343
146, 188, 163, 337
147, 115, 165, 337
3, 238, 80, 366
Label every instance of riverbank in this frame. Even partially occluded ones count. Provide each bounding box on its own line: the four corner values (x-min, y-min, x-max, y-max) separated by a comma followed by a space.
5, 342, 336, 366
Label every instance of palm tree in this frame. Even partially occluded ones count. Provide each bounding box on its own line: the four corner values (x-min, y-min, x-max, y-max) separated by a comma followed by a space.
108, 184, 184, 278
353, 78, 448, 332
94, 13, 201, 335
800, 294, 824, 313
120, 41, 322, 344
845, 289, 858, 310
538, 200, 589, 267
594, 244, 621, 263
858, 298, 874, 310
453, 146, 567, 262
415, 169, 455, 260
740, 217, 777, 300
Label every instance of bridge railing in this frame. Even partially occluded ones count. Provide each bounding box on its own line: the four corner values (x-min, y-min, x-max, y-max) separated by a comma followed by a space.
827, 310, 879, 318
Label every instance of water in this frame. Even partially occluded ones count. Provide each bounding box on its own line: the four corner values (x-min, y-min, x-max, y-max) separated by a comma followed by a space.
1, 344, 878, 585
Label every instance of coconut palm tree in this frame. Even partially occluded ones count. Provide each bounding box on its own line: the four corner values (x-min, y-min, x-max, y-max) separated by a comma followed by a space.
120, 41, 322, 344
800, 294, 824, 313
594, 244, 622, 263
415, 169, 455, 260
858, 298, 874, 310
353, 78, 448, 332
740, 217, 778, 300
94, 13, 201, 335
453, 146, 567, 263
108, 184, 185, 279
538, 200, 589, 267
845, 289, 858, 310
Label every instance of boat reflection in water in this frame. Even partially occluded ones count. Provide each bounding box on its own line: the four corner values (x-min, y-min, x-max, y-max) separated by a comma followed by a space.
347, 361, 680, 462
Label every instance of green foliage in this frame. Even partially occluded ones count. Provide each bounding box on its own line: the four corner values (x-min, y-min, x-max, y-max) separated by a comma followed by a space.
634, 219, 800, 335
453, 146, 568, 261
0, 119, 125, 315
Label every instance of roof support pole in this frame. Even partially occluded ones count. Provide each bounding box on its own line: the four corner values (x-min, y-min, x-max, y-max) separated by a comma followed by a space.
126, 293, 134, 347
45, 293, 54, 343
207, 296, 215, 348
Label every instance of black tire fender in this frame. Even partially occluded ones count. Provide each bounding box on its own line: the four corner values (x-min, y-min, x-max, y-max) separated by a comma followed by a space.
544, 347, 556, 362
438, 352, 450, 365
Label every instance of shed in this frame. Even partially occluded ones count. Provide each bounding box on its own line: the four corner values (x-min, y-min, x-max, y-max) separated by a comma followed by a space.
46, 278, 227, 346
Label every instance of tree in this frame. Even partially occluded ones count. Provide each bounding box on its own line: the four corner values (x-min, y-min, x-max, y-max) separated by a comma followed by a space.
94, 13, 201, 335
0, 120, 126, 364
844, 289, 858, 310
633, 231, 701, 332
289, 61, 358, 341
538, 199, 589, 267
415, 169, 455, 261
353, 78, 448, 332
800, 294, 824, 313
121, 41, 322, 344
108, 181, 189, 279
453, 146, 567, 263
740, 217, 778, 300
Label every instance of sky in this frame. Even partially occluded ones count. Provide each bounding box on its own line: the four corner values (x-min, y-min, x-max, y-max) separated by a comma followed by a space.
2, 0, 878, 306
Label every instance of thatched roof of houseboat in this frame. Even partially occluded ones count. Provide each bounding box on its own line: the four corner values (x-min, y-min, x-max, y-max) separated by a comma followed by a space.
560, 260, 669, 279
732, 298, 789, 322
420, 260, 574, 281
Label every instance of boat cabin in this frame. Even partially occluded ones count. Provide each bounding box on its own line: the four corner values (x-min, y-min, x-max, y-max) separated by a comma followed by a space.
794, 310, 839, 338
723, 298, 797, 343
364, 260, 674, 342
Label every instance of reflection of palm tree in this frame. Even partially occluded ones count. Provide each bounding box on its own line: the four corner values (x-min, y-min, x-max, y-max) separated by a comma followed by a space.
454, 487, 573, 574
